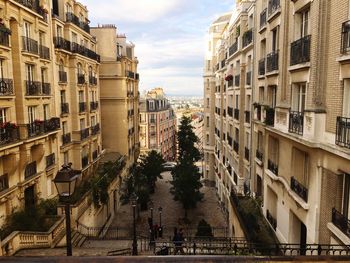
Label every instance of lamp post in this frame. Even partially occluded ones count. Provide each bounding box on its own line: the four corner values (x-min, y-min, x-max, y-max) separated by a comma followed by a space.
158, 206, 163, 238
53, 163, 80, 256
130, 193, 138, 256
148, 200, 154, 244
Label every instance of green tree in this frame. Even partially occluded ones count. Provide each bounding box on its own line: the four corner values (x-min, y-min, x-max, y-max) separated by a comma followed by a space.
171, 116, 203, 218
195, 219, 213, 238
139, 150, 165, 193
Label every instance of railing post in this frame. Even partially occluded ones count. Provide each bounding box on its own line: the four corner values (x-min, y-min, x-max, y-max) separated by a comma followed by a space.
234, 243, 238, 255
318, 244, 322, 256
193, 242, 196, 255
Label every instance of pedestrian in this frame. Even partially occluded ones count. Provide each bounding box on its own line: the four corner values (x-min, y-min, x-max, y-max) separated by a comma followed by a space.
178, 228, 185, 254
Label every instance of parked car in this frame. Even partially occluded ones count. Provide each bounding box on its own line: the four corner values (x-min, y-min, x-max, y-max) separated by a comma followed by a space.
162, 162, 176, 171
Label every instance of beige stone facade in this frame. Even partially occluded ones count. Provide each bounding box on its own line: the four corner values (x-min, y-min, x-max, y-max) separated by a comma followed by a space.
139, 88, 176, 161
90, 25, 140, 165
204, 0, 350, 246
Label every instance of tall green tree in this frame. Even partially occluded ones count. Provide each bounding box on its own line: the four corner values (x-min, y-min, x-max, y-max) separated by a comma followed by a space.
171, 116, 203, 218
139, 150, 165, 193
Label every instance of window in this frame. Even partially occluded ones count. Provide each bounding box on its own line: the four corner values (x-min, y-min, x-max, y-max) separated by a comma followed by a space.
28, 106, 36, 123
56, 25, 62, 38
59, 60, 64, 72
77, 63, 83, 75
343, 79, 350, 117
272, 28, 278, 52
257, 131, 263, 151
60, 90, 66, 103
0, 59, 4, 79
23, 21, 31, 38
0, 108, 7, 124
292, 148, 309, 185
91, 116, 96, 126
268, 85, 277, 107
41, 68, 46, 84
79, 91, 84, 102
0, 174, 9, 192
206, 116, 209, 127
235, 128, 239, 141
80, 118, 85, 129
259, 86, 264, 103
43, 104, 49, 120
300, 9, 309, 38
235, 95, 239, 109
72, 32, 77, 43
260, 39, 266, 58
341, 174, 350, 218
25, 64, 35, 82
268, 136, 279, 165
62, 121, 67, 134
63, 151, 69, 165
292, 83, 306, 112
39, 31, 45, 46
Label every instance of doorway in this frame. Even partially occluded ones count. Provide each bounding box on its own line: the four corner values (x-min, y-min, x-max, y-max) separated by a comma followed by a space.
24, 185, 35, 210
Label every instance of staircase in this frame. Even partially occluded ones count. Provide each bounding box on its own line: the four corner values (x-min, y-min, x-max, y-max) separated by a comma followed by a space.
71, 230, 87, 247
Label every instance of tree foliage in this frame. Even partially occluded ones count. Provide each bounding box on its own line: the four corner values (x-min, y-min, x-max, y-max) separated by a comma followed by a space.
139, 150, 165, 193
195, 219, 213, 238
171, 116, 203, 217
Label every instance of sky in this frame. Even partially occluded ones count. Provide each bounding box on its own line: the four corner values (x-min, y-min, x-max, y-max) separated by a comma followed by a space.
80, 0, 235, 96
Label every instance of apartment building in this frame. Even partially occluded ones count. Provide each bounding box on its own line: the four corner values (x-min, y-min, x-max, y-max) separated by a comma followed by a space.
139, 88, 176, 161
250, 0, 350, 247
0, 0, 60, 225
52, 0, 102, 185
90, 25, 140, 165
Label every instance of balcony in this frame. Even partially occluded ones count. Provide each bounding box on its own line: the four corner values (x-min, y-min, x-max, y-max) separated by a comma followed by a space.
234, 108, 239, 120
14, 0, 48, 21
0, 174, 9, 193
79, 102, 86, 113
266, 51, 279, 72
245, 111, 251, 123
61, 103, 69, 115
258, 58, 266, 76
256, 149, 263, 162
70, 42, 100, 62
90, 101, 99, 111
58, 71, 67, 83
77, 74, 85, 85
25, 81, 41, 96
126, 71, 136, 79
91, 124, 100, 135
22, 36, 38, 55
227, 107, 233, 117
66, 12, 90, 33
27, 122, 44, 137
80, 128, 90, 140
0, 79, 14, 96
53, 37, 71, 52
242, 29, 253, 48
336, 116, 350, 148
89, 76, 97, 85
46, 153, 55, 169
291, 176, 308, 202
233, 141, 239, 153
39, 45, 50, 60
62, 133, 71, 145
265, 107, 275, 126
332, 208, 350, 238
289, 111, 304, 135
41, 83, 51, 96
0, 29, 10, 47
234, 75, 240, 87
246, 71, 251, 86
43, 117, 60, 133
290, 35, 311, 66
341, 21, 350, 54
0, 125, 20, 145
268, 0, 280, 17
268, 159, 278, 175
244, 147, 250, 161
81, 156, 89, 168
260, 8, 267, 29
229, 42, 238, 56
266, 210, 277, 230
24, 161, 37, 179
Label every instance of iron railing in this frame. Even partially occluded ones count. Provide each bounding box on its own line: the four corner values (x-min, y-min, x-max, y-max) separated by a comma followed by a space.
260, 8, 267, 29
91, 124, 100, 135
258, 58, 266, 75
58, 71, 67, 83
0, 126, 19, 145
245, 111, 251, 123
25, 161, 37, 179
39, 45, 50, 60
265, 107, 275, 126
53, 37, 71, 52
229, 42, 238, 56
90, 101, 99, 111
61, 103, 69, 115
268, 159, 278, 175
14, 0, 47, 21
291, 176, 308, 202
289, 111, 304, 135
267, 51, 279, 72
336, 116, 350, 149
25, 81, 41, 96
79, 102, 86, 113
27, 122, 44, 137
66, 12, 90, 33
0, 30, 10, 47
80, 128, 90, 140
44, 117, 60, 132
332, 208, 350, 238
341, 20, 350, 54
22, 36, 38, 54
266, 210, 277, 230
41, 83, 51, 95
234, 108, 239, 120
290, 35, 311, 66
256, 149, 263, 162
46, 153, 55, 168
268, 0, 280, 17
242, 29, 253, 48
62, 133, 71, 145
0, 79, 14, 96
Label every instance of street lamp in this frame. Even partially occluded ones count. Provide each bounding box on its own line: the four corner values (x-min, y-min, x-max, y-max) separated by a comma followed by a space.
130, 193, 138, 256
148, 200, 154, 244
53, 163, 80, 256
158, 206, 163, 238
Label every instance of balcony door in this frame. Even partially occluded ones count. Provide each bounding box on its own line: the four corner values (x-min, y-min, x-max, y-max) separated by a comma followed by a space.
267, 85, 277, 108
300, 9, 309, 38
292, 83, 306, 113
23, 21, 31, 39
25, 64, 35, 83
28, 106, 36, 124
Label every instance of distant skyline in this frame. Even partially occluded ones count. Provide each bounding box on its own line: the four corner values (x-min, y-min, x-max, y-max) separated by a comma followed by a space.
80, 0, 234, 96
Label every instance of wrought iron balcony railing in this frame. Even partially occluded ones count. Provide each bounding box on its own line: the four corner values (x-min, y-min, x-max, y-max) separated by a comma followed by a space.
290, 35, 311, 66
91, 124, 100, 135
22, 36, 38, 54
43, 117, 60, 133
25, 161, 37, 179
266, 210, 277, 230
259, 58, 266, 75
260, 8, 267, 29
336, 116, 350, 148
265, 107, 275, 126
46, 153, 55, 168
61, 103, 69, 115
234, 108, 239, 120
341, 20, 350, 54
90, 101, 99, 111
89, 76, 97, 85
229, 42, 238, 56
39, 45, 50, 60
27, 122, 44, 137
289, 111, 304, 135
80, 128, 90, 140
25, 81, 41, 96
256, 149, 263, 162
268, 0, 280, 17
0, 126, 19, 145
291, 176, 308, 202
66, 12, 90, 33
15, 0, 47, 21
242, 29, 253, 48
268, 159, 278, 175
62, 133, 71, 145
266, 51, 279, 72
58, 71, 67, 83
332, 208, 350, 238
0, 79, 14, 96
41, 82, 51, 96
53, 37, 71, 52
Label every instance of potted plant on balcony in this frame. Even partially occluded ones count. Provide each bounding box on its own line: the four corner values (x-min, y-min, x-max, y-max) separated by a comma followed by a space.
225, 75, 233, 81
0, 19, 11, 35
